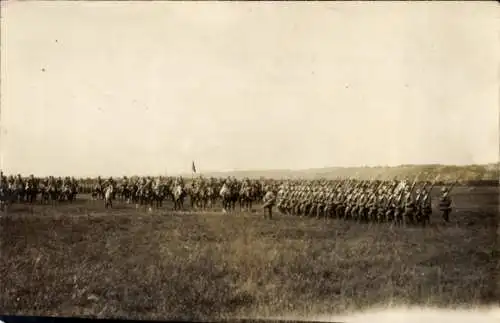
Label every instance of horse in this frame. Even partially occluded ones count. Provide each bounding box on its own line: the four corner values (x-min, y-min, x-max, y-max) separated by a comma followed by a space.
152, 184, 167, 208
70, 183, 78, 202
118, 183, 131, 203
91, 183, 103, 200
24, 181, 38, 204
205, 185, 216, 209
129, 184, 139, 204
239, 185, 253, 212
137, 185, 154, 209
0, 185, 12, 212
60, 185, 74, 202
173, 184, 186, 211
187, 184, 197, 209
228, 182, 240, 212
47, 184, 60, 205
195, 185, 209, 210
16, 181, 26, 203
39, 184, 50, 205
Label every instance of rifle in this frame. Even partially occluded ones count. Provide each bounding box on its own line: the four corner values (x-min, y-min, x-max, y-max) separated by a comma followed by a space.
391, 174, 419, 207
446, 178, 459, 194
426, 174, 440, 192
416, 174, 438, 202
409, 173, 420, 194
383, 179, 400, 208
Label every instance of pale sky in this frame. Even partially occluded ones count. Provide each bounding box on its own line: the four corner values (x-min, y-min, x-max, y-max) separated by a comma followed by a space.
1, 1, 498, 177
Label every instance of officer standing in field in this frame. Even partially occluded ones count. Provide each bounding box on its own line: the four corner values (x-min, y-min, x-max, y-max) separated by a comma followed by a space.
439, 187, 452, 222
262, 186, 276, 219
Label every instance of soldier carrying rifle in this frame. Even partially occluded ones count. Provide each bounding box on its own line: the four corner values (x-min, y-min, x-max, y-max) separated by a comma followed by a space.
262, 186, 276, 219
416, 176, 439, 226
439, 179, 457, 222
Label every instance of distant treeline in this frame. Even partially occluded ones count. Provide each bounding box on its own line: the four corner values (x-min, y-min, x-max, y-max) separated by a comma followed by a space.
70, 163, 498, 186
195, 163, 500, 184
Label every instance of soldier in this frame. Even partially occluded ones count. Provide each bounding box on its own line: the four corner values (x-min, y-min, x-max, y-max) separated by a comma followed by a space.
439, 187, 452, 222
276, 185, 287, 215
323, 192, 333, 218
420, 185, 433, 226
0, 172, 8, 211
414, 188, 424, 224
403, 189, 415, 225
367, 190, 378, 222
262, 186, 276, 219
56, 176, 63, 189
305, 189, 314, 217
377, 188, 388, 223
0, 172, 5, 188
386, 187, 397, 224
344, 192, 352, 220
332, 189, 341, 219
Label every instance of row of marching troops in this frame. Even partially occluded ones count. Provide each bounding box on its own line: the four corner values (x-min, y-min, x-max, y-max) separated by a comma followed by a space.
0, 171, 454, 224
272, 176, 455, 225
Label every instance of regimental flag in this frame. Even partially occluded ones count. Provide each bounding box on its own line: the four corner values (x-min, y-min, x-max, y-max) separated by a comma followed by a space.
192, 161, 197, 174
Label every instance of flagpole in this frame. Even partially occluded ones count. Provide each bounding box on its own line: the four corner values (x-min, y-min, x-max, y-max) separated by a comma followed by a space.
191, 160, 196, 182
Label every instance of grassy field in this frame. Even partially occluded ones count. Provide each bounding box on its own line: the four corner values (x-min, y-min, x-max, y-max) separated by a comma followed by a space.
1, 186, 498, 321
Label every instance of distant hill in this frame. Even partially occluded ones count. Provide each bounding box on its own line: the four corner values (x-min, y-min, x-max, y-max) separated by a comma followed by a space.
183, 163, 499, 182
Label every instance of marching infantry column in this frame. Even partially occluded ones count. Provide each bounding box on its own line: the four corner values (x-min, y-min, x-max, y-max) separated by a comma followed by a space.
267, 177, 448, 226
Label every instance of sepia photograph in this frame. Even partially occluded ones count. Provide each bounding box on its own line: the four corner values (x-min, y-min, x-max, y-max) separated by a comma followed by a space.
0, 1, 499, 322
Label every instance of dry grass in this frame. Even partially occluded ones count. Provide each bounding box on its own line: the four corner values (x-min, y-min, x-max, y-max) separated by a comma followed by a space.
1, 186, 498, 320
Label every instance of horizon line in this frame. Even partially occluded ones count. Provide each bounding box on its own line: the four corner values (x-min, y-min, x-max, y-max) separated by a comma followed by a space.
3, 161, 497, 178
174, 161, 499, 176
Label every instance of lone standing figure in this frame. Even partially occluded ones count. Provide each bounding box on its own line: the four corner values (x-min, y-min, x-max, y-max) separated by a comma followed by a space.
262, 186, 276, 219
439, 187, 452, 222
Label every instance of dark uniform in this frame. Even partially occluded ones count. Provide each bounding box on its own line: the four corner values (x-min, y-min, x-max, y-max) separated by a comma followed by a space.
439, 188, 452, 222
419, 189, 433, 225
262, 187, 276, 219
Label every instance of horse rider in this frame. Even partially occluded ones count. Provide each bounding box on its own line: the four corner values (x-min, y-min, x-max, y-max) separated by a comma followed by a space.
0, 172, 7, 192
153, 177, 161, 191
107, 177, 115, 188
14, 174, 23, 187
